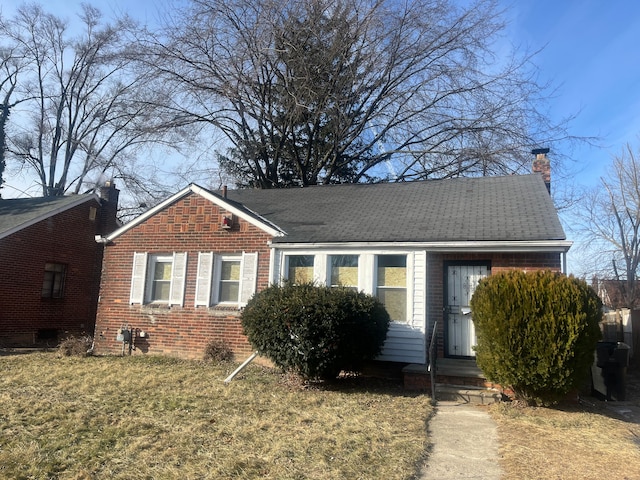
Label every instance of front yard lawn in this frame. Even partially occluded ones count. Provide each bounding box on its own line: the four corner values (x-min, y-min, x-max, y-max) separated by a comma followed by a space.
0, 352, 432, 479
490, 369, 640, 479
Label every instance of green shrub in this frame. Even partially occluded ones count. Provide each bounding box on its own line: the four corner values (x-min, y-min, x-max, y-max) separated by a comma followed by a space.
470, 270, 602, 405
241, 283, 390, 380
203, 339, 234, 363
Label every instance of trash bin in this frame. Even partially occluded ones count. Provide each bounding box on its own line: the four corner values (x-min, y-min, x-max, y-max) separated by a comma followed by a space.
592, 341, 630, 401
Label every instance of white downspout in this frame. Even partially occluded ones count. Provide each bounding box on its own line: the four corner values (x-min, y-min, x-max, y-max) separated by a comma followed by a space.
224, 351, 258, 383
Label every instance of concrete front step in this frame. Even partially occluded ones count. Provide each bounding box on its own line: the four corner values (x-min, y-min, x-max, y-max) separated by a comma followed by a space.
402, 359, 510, 398
435, 385, 503, 404
435, 358, 484, 378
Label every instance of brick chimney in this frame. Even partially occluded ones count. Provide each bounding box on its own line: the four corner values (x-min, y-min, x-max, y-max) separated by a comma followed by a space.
532, 148, 550, 194
97, 181, 120, 234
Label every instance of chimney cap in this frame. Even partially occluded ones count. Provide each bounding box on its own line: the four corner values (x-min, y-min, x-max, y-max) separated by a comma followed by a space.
531, 148, 550, 155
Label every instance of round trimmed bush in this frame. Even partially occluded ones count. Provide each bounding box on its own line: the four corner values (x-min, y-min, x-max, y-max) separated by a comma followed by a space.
470, 270, 602, 405
241, 283, 390, 380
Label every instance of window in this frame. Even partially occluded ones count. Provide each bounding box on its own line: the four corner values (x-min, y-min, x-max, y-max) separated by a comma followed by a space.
130, 252, 187, 306
329, 255, 359, 290
287, 255, 314, 284
150, 255, 173, 302
376, 255, 407, 322
42, 263, 66, 298
194, 252, 258, 307
217, 257, 241, 303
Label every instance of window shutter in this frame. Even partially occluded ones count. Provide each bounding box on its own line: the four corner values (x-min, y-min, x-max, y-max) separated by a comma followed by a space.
130, 252, 148, 304
239, 252, 258, 305
169, 252, 188, 306
195, 252, 214, 306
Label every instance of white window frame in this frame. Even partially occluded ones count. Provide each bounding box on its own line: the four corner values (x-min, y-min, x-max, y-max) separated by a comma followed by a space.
212, 255, 242, 304
328, 254, 360, 290
129, 252, 187, 306
276, 250, 413, 324
147, 254, 174, 303
374, 254, 409, 323
284, 254, 316, 284
195, 251, 258, 307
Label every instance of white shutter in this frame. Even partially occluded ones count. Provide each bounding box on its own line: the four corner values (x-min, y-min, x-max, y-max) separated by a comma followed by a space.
239, 252, 259, 305
130, 252, 148, 304
195, 252, 214, 306
169, 252, 188, 306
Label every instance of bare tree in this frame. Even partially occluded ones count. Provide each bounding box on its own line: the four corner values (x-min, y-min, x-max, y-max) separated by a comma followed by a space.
0, 42, 31, 195
573, 142, 640, 308
0, 4, 180, 197
140, 0, 572, 188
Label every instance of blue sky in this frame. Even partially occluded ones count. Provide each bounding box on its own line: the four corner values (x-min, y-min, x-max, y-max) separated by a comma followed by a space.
501, 0, 640, 186
3, 0, 638, 187
2, 0, 639, 272
500, 0, 640, 273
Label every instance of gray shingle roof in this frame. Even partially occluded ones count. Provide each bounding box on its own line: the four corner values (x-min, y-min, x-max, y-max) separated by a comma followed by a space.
0, 194, 96, 239
223, 174, 566, 244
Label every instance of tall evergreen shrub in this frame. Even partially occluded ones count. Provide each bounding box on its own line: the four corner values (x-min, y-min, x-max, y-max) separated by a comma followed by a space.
470, 270, 602, 405
241, 283, 390, 380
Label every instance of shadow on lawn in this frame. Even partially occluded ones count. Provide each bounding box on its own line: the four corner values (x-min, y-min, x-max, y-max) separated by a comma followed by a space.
274, 361, 422, 397
0, 347, 52, 356
570, 367, 640, 426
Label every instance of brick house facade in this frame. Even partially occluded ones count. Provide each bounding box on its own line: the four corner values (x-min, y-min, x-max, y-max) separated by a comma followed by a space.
0, 183, 119, 346
93, 172, 570, 364
93, 192, 272, 359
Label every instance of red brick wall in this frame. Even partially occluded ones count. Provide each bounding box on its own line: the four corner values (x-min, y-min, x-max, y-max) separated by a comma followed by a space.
93, 193, 273, 360
426, 251, 563, 359
0, 199, 105, 345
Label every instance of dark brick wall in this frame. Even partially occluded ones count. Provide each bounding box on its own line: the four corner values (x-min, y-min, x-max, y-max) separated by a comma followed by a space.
0, 198, 108, 346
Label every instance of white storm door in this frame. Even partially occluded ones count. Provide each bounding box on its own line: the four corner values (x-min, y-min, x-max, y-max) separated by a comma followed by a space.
445, 264, 489, 357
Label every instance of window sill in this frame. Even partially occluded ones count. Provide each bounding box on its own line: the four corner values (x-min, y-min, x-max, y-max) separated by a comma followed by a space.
139, 303, 173, 314
208, 304, 242, 317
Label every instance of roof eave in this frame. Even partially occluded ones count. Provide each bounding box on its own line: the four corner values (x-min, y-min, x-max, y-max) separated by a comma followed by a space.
0, 194, 100, 241
268, 240, 573, 252
102, 184, 284, 242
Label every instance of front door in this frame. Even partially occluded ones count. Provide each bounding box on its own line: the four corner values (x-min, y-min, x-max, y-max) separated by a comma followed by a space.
445, 263, 489, 357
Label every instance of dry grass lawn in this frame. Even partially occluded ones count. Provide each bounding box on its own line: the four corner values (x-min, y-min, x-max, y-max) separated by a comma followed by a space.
491, 370, 640, 480
0, 352, 433, 480
5, 351, 640, 479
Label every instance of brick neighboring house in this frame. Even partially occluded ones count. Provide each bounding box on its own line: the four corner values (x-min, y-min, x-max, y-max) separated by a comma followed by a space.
93, 159, 570, 366
0, 183, 119, 346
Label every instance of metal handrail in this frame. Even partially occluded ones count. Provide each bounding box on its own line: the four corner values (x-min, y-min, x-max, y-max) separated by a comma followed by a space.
428, 321, 438, 403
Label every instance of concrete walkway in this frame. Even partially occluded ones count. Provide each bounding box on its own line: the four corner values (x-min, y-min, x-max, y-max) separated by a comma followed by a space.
420, 400, 503, 479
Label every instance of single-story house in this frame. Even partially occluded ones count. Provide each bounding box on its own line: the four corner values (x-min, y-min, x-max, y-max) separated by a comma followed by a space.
0, 183, 119, 346
93, 153, 570, 367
